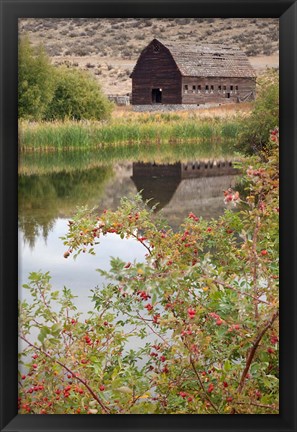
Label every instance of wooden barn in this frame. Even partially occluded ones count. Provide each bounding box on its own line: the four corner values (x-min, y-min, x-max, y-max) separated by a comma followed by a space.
130, 39, 256, 106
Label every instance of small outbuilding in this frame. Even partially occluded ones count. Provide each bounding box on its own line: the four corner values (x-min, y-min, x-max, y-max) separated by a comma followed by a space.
130, 38, 256, 106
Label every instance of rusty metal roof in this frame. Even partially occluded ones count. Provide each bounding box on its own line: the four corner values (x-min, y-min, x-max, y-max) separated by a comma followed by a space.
133, 39, 256, 78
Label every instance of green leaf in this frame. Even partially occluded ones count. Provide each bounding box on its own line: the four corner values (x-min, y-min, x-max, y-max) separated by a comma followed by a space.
51, 323, 62, 335
223, 360, 232, 372
116, 386, 133, 394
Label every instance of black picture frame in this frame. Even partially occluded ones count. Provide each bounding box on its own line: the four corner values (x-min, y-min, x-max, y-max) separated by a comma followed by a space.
0, 1, 296, 431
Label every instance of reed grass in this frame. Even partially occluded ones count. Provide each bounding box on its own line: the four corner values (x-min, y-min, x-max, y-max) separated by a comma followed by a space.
19, 114, 242, 153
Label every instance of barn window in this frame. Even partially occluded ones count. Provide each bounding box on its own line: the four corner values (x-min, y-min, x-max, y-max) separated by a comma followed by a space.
205, 85, 209, 93
223, 85, 226, 93
193, 85, 196, 92
184, 85, 188, 93
218, 85, 222, 92
210, 85, 214, 93
235, 85, 239, 92
152, 42, 160, 53
230, 85, 234, 93
198, 85, 201, 92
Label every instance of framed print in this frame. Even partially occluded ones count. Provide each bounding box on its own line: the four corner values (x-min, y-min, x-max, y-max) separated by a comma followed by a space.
0, 0, 296, 431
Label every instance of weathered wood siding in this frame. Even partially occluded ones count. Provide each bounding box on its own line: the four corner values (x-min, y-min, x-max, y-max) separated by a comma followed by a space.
131, 42, 181, 105
181, 77, 256, 104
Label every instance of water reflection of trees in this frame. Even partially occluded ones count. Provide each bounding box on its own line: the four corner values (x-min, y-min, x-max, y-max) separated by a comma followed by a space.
18, 166, 114, 248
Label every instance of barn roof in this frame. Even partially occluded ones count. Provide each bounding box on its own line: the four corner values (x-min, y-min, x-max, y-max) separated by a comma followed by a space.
133, 39, 256, 78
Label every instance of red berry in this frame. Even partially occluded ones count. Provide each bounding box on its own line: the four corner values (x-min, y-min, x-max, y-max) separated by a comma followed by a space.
255, 390, 261, 399
226, 397, 233, 402
32, 363, 38, 369
223, 381, 228, 388
21, 375, 26, 380
160, 356, 166, 362
261, 249, 268, 256
187, 307, 196, 319
207, 383, 214, 393
270, 335, 279, 344
99, 385, 105, 391
216, 319, 223, 326
179, 391, 187, 398
267, 347, 275, 354
153, 314, 160, 324
32, 354, 38, 359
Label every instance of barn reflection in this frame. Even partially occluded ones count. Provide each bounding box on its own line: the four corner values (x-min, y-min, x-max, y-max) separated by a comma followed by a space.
131, 160, 238, 216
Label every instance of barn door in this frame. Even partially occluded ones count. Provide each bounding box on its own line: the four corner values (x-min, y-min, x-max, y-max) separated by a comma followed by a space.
152, 88, 162, 103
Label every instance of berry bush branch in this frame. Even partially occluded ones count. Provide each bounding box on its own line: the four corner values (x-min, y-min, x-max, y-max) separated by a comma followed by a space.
20, 334, 111, 414
237, 308, 279, 395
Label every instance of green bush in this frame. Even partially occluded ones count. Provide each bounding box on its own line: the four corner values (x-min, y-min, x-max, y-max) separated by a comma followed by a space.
45, 67, 112, 121
236, 69, 279, 154
18, 36, 56, 120
18, 36, 112, 121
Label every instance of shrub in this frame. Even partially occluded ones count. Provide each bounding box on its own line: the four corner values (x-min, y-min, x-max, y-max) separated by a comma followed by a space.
18, 36, 56, 120
45, 67, 112, 121
19, 37, 112, 121
236, 69, 279, 154
19, 132, 279, 414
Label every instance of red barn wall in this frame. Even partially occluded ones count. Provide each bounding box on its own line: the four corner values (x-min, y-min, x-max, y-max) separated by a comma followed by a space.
181, 77, 256, 104
131, 43, 182, 105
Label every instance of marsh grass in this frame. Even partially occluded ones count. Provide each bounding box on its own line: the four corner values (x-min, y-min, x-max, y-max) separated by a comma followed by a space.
19, 113, 242, 152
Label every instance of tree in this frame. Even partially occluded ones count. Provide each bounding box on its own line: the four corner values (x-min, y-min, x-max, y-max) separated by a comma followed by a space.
18, 36, 56, 120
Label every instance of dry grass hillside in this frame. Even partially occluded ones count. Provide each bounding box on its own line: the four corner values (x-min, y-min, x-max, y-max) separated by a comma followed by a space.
19, 18, 279, 95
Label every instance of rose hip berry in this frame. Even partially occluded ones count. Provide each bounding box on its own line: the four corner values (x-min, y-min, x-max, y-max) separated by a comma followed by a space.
207, 383, 214, 393
187, 307, 196, 319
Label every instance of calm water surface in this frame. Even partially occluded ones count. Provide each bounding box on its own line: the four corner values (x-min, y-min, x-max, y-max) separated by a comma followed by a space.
18, 144, 237, 311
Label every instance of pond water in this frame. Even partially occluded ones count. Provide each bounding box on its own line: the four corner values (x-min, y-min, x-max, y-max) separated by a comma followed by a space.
18, 143, 238, 312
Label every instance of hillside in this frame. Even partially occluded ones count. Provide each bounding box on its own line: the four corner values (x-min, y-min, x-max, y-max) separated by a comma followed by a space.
19, 18, 279, 95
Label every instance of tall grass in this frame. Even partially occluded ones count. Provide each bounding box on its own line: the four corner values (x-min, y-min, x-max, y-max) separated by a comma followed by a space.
19, 115, 241, 152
